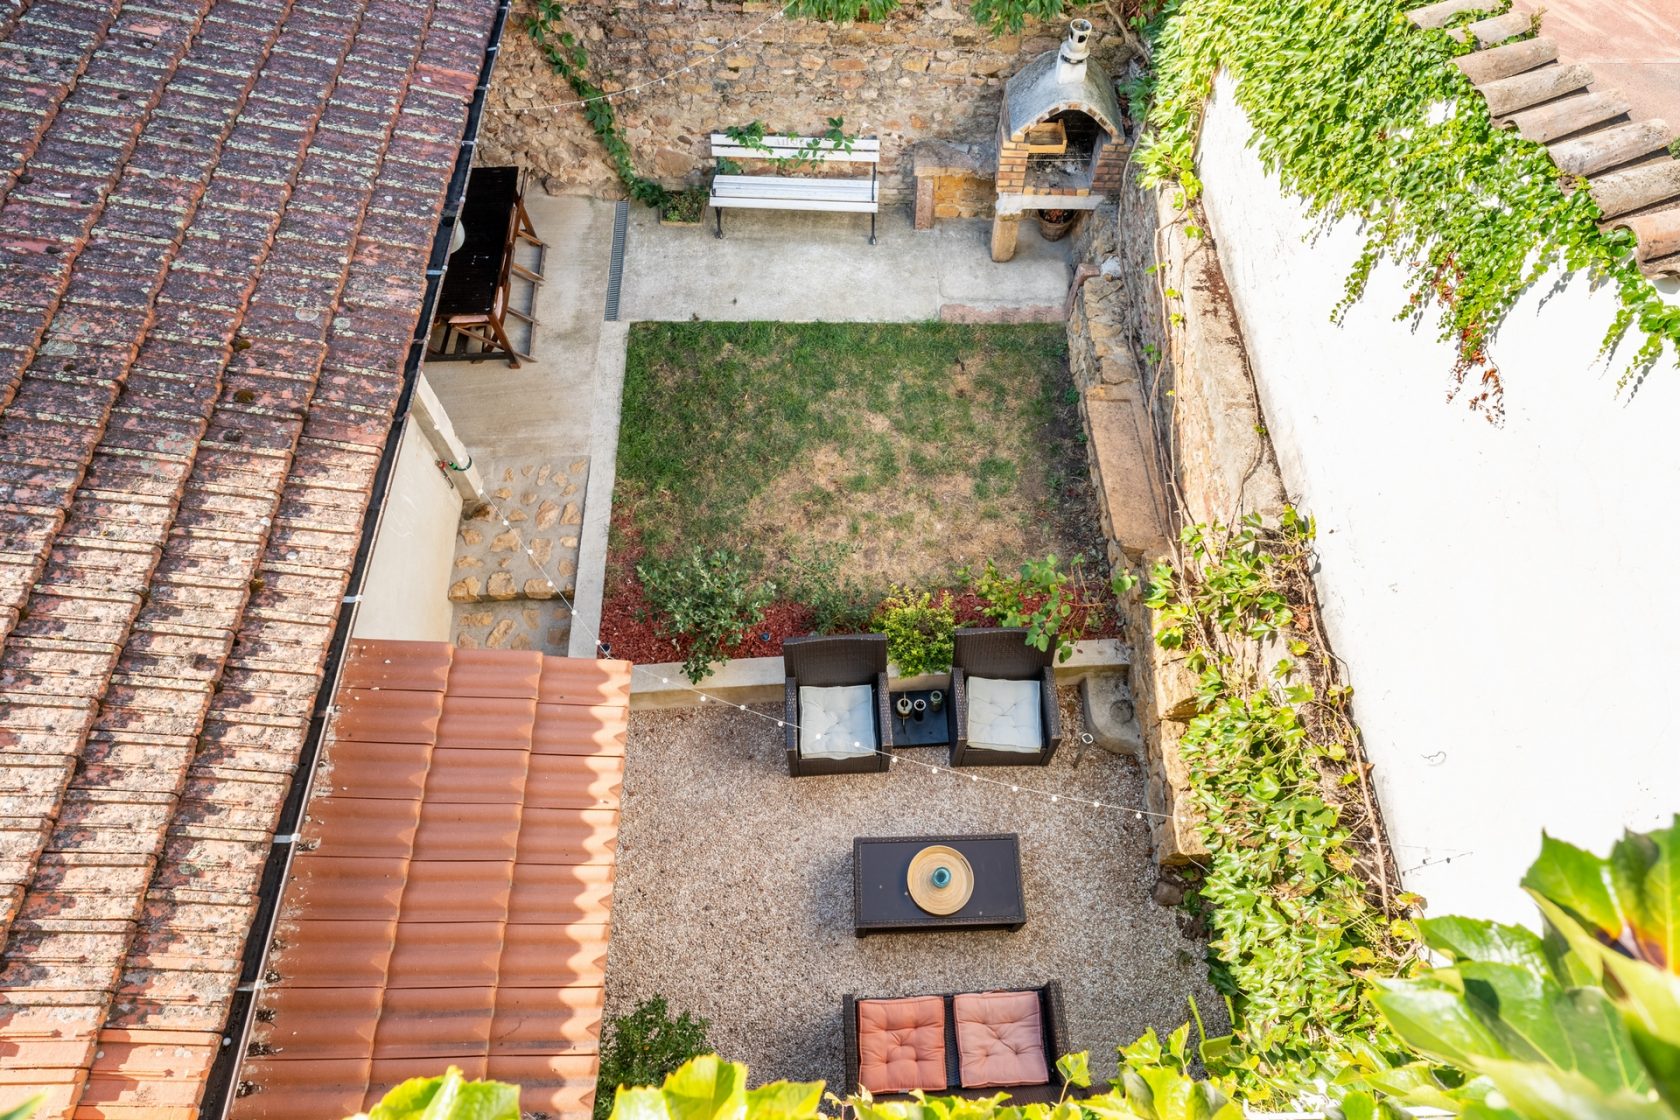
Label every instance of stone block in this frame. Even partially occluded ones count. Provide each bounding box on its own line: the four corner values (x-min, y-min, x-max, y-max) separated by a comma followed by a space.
1080, 673, 1143, 759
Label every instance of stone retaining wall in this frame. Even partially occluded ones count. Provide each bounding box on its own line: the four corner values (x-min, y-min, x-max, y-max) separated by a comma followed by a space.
1065, 175, 1291, 866
480, 0, 1136, 203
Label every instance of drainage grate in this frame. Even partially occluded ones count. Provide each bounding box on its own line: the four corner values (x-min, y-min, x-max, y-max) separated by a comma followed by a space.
603, 200, 628, 321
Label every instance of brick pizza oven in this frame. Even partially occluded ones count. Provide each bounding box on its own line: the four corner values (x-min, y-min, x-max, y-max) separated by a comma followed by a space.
991, 19, 1129, 261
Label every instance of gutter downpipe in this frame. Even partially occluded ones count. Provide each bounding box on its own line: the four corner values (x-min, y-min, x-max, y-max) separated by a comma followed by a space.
196, 2, 513, 1112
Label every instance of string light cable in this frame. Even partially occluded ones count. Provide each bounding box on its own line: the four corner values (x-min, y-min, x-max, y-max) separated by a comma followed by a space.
355, 494, 1474, 868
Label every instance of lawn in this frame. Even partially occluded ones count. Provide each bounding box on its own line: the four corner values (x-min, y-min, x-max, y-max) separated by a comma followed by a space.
613, 321, 1101, 591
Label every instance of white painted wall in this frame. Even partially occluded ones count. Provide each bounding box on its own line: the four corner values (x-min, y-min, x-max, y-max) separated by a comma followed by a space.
1195, 74, 1680, 926
351, 418, 463, 643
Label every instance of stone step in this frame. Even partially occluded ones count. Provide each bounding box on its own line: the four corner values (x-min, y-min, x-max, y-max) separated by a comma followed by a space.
448, 455, 588, 603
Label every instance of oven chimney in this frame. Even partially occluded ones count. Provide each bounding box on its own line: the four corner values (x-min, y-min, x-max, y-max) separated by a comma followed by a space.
1056, 19, 1092, 84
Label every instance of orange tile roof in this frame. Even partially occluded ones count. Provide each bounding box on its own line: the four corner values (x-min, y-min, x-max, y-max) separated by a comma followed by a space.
231, 640, 632, 1120
0, 2, 502, 1116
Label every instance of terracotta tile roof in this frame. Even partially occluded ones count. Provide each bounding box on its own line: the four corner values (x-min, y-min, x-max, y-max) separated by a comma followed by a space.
0, 2, 501, 1116
1407, 0, 1680, 276
231, 640, 631, 1120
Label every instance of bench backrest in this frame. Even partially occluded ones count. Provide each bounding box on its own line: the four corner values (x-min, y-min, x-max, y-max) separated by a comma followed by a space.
709, 132, 880, 165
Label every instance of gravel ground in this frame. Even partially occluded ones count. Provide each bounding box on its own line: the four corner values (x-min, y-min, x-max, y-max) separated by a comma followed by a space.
601, 687, 1229, 1091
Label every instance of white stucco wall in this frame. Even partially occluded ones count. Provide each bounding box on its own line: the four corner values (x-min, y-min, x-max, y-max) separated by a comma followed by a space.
1195, 75, 1680, 926
351, 417, 462, 643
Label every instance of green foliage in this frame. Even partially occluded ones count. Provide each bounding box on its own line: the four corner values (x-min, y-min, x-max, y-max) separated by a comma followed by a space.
638, 550, 775, 683
605, 1045, 1225, 1120
720, 119, 857, 172
783, 0, 901, 22
970, 554, 1084, 663
352, 1067, 519, 1120
876, 587, 956, 676
1348, 819, 1680, 1120
1142, 512, 1411, 1099
1137, 0, 1680, 384
781, 546, 878, 634
595, 998, 713, 1120
661, 186, 709, 223
1, 1099, 42, 1120
528, 2, 671, 211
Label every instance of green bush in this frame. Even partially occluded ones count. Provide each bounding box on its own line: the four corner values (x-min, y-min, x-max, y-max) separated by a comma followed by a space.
970, 554, 1083, 663
638, 548, 774, 684
781, 546, 877, 634
594, 998, 712, 1120
876, 588, 955, 676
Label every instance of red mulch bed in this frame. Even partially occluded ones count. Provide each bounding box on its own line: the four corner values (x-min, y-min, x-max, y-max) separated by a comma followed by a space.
597, 512, 1122, 666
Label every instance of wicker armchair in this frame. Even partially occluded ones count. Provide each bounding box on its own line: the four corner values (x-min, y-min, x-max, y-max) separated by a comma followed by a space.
842, 981, 1069, 1103
782, 634, 893, 777
950, 627, 1060, 767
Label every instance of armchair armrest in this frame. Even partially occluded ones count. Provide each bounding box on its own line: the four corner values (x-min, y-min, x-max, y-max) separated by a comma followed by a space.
873, 671, 893, 772
949, 667, 970, 764
1038, 666, 1062, 764
784, 677, 800, 776
1041, 981, 1068, 1084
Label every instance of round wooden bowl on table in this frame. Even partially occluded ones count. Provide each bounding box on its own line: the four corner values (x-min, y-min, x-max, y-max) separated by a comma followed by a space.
906, 845, 975, 915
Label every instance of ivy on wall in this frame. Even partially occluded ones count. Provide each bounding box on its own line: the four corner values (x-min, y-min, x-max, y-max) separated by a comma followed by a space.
528, 0, 672, 211
1136, 0, 1680, 385
1129, 512, 1415, 1100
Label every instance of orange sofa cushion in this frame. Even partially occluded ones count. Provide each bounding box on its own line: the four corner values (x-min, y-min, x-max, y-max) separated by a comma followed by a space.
953, 990, 1049, 1088
857, 996, 947, 1094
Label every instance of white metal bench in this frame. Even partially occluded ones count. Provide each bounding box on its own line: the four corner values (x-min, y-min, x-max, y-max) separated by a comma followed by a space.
708, 133, 881, 244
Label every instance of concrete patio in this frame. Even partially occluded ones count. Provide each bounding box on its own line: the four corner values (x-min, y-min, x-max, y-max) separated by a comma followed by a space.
620, 204, 1076, 323
602, 687, 1224, 1091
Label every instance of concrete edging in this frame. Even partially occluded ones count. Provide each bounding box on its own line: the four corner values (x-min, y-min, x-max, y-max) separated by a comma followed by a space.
628, 638, 1131, 710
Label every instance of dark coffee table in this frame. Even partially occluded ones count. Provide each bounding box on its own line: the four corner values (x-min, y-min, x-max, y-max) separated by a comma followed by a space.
852, 833, 1025, 936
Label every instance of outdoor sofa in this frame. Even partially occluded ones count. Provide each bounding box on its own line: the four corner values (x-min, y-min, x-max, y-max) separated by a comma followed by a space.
842, 981, 1070, 1103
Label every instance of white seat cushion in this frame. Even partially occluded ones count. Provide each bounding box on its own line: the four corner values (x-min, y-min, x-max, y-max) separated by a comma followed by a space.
798, 684, 878, 760
966, 677, 1043, 754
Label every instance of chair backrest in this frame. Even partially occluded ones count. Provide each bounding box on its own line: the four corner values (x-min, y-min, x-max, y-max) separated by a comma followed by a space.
782, 634, 887, 687
952, 628, 1054, 680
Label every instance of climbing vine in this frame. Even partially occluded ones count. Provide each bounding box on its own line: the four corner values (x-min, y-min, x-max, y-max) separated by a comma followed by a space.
528, 0, 671, 212
1133, 512, 1417, 1100
1137, 0, 1680, 387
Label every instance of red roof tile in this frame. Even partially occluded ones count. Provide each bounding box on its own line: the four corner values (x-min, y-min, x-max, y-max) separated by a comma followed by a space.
233, 642, 631, 1120
0, 2, 501, 1116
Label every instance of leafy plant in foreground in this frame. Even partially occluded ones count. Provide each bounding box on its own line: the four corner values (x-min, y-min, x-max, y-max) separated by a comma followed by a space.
594, 998, 712, 1120
638, 549, 774, 683
1344, 818, 1680, 1120
876, 587, 955, 676
347, 1067, 518, 1120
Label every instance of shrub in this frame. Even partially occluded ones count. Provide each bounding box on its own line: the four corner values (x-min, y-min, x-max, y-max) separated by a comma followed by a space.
970, 554, 1084, 663
876, 587, 955, 676
780, 546, 877, 634
593, 998, 711, 1120
638, 548, 774, 683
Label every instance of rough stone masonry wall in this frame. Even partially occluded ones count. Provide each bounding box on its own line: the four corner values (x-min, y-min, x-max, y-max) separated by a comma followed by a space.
1066, 175, 1290, 867
479, 0, 1134, 203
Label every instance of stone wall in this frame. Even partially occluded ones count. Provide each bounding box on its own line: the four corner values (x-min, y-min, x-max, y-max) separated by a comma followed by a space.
1065, 172, 1291, 867
480, 0, 1136, 204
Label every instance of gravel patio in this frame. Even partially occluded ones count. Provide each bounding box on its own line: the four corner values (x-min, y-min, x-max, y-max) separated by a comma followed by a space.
601, 686, 1227, 1091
